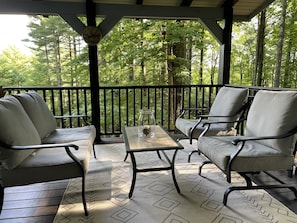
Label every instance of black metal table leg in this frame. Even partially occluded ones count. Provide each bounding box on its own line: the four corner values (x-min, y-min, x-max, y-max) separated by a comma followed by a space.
128, 152, 137, 198
170, 149, 180, 193
161, 149, 181, 193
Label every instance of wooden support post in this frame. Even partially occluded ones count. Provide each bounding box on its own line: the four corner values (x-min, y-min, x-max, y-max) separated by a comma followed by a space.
218, 0, 233, 85
86, 0, 101, 142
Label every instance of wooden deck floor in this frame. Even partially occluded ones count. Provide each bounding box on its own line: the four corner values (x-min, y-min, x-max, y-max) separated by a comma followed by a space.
0, 140, 296, 222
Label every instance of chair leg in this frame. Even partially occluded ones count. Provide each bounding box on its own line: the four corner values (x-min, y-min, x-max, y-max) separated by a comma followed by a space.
198, 160, 212, 175
189, 138, 193, 144
65, 147, 89, 216
92, 144, 97, 159
224, 184, 297, 206
81, 173, 88, 216
124, 153, 128, 161
223, 172, 297, 205
188, 150, 198, 163
0, 186, 4, 214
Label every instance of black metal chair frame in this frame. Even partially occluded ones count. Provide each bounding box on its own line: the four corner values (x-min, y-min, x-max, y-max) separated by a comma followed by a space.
187, 100, 251, 163
0, 142, 89, 216
198, 123, 297, 205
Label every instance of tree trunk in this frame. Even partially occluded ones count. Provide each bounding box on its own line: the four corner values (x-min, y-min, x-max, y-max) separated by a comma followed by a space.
253, 10, 266, 86
199, 29, 205, 85
274, 0, 287, 87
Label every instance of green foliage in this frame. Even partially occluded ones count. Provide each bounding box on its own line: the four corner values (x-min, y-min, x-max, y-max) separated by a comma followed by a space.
0, 0, 297, 89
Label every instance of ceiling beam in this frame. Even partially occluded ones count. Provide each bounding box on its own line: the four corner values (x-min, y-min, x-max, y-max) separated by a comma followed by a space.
180, 0, 193, 7
60, 14, 85, 35
0, 1, 223, 20
199, 19, 223, 44
98, 15, 122, 38
136, 0, 143, 5
95, 4, 223, 20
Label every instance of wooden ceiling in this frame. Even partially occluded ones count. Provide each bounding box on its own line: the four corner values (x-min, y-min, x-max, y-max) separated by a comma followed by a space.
0, 0, 275, 22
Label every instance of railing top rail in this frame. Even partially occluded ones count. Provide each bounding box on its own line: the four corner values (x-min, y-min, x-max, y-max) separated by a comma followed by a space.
3, 86, 90, 90
97, 84, 223, 89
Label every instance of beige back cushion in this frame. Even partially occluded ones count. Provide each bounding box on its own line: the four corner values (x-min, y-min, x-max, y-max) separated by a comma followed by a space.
0, 96, 41, 169
14, 91, 57, 139
208, 87, 248, 127
245, 90, 297, 154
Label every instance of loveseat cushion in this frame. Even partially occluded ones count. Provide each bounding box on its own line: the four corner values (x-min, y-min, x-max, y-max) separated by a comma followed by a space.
0, 96, 40, 170
42, 125, 96, 144
0, 140, 91, 186
14, 91, 57, 140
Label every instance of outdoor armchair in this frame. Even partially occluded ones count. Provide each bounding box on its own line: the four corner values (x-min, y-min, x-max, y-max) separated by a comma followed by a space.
197, 90, 297, 205
175, 86, 249, 162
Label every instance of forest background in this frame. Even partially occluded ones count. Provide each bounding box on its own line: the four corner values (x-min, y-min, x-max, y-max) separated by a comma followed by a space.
0, 0, 296, 89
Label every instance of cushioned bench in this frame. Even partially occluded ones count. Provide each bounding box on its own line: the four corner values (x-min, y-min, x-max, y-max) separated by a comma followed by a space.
0, 91, 96, 216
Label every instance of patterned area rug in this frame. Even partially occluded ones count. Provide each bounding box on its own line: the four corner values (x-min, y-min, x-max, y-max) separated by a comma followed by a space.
54, 140, 297, 223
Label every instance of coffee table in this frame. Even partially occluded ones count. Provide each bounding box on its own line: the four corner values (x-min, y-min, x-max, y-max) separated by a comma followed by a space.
122, 125, 184, 198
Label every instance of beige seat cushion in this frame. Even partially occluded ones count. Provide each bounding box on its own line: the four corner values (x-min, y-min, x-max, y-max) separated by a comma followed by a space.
13, 91, 57, 140
175, 118, 228, 138
0, 96, 40, 170
42, 125, 96, 144
245, 90, 297, 154
0, 140, 91, 186
198, 136, 294, 172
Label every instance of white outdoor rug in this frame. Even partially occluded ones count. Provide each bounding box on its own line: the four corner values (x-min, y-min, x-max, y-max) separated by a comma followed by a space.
54, 140, 297, 223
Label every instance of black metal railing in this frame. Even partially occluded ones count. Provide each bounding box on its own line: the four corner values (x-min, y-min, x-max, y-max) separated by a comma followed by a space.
5, 84, 292, 138
4, 85, 224, 137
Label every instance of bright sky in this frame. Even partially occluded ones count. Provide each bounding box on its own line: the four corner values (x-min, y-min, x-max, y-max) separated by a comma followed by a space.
0, 15, 31, 55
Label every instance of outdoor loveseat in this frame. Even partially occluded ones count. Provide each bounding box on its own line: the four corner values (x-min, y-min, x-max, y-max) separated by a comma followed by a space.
0, 91, 96, 216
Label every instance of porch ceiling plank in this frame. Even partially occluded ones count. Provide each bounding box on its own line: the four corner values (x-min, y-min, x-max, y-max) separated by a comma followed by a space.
233, 0, 275, 20
0, 0, 86, 16
95, 4, 224, 20
0, 0, 276, 22
0, 1, 223, 20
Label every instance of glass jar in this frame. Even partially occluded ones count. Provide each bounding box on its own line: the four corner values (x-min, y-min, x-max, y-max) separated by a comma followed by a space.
138, 109, 156, 138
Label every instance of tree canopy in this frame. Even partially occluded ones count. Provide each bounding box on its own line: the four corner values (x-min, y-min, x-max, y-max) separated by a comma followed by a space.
0, 0, 296, 88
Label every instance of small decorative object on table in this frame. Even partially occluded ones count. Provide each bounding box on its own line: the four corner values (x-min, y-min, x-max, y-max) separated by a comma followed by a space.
138, 109, 156, 138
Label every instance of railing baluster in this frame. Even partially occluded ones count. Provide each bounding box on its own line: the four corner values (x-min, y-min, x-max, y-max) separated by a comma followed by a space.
126, 88, 129, 126
133, 88, 136, 126
67, 89, 72, 128
76, 88, 80, 127
116, 88, 122, 131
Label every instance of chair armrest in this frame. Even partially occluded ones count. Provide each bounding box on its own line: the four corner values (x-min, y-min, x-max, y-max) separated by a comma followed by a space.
232, 126, 297, 145
198, 118, 246, 137
202, 118, 246, 126
0, 141, 82, 171
177, 107, 209, 119
224, 126, 297, 179
0, 142, 79, 151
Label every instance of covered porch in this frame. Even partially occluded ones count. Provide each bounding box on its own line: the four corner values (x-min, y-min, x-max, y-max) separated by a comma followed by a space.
0, 0, 278, 141
1, 0, 297, 222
